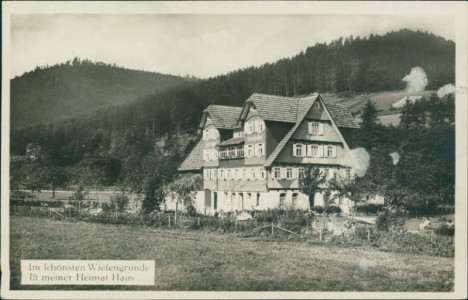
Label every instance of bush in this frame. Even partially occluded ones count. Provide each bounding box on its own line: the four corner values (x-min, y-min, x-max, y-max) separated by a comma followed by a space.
435, 223, 455, 236
375, 207, 407, 232
325, 205, 341, 216
310, 206, 324, 214
356, 203, 384, 215
109, 193, 129, 213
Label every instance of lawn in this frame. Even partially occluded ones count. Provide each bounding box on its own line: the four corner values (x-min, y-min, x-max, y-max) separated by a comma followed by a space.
8, 216, 454, 291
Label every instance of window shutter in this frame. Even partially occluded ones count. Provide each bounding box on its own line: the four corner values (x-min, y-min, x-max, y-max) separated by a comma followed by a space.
293, 144, 297, 157
319, 123, 325, 135
280, 168, 286, 179
332, 146, 337, 158
308, 122, 312, 134
318, 146, 324, 158
306, 145, 312, 157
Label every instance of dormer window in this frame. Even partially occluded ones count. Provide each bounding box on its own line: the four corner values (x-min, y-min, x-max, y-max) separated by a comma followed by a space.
315, 102, 321, 109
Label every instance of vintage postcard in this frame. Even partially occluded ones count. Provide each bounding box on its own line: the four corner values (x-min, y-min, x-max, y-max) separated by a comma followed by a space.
1, 1, 467, 299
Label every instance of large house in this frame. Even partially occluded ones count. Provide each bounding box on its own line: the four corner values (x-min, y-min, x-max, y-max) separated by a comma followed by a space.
178, 93, 360, 215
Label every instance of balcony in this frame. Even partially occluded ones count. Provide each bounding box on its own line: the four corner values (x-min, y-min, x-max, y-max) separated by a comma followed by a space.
219, 147, 244, 160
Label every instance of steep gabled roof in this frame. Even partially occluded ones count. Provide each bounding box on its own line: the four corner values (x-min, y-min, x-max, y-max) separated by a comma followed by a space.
264, 95, 318, 167
326, 103, 360, 129
248, 93, 299, 123
178, 140, 204, 172
203, 105, 242, 129
218, 136, 245, 147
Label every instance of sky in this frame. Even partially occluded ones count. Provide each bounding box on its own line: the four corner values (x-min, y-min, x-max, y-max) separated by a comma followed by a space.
10, 14, 455, 79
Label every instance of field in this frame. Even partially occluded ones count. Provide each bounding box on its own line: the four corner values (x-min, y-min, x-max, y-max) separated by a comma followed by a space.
9, 216, 454, 291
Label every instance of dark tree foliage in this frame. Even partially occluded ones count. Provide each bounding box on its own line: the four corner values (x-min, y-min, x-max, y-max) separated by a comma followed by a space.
355, 94, 455, 214
299, 165, 325, 207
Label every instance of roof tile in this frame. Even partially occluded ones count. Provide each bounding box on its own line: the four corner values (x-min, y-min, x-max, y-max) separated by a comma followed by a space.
178, 140, 204, 171
204, 105, 243, 129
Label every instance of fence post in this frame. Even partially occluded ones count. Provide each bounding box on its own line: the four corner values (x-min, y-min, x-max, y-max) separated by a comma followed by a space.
168, 215, 171, 227
319, 227, 323, 242
367, 227, 370, 243
197, 217, 200, 227
235, 219, 238, 232
271, 223, 274, 235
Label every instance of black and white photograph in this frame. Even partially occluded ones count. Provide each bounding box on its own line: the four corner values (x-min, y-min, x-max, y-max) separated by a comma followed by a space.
1, 1, 467, 299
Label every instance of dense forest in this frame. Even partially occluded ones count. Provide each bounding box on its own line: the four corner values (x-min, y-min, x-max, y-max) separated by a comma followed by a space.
11, 58, 194, 128
10, 29, 456, 213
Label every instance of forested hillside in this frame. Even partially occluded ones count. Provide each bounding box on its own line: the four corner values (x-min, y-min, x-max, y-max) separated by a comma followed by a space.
10, 58, 194, 128
10, 29, 455, 213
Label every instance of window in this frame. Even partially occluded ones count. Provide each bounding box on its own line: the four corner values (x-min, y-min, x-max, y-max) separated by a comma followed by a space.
234, 169, 239, 180
220, 149, 227, 159
295, 144, 303, 157
213, 170, 217, 180
242, 168, 247, 179
292, 193, 298, 206
315, 102, 320, 109
327, 146, 333, 158
346, 169, 351, 179
256, 193, 260, 206
251, 169, 256, 180
309, 145, 319, 157
228, 147, 236, 158
273, 167, 280, 179
323, 168, 329, 179
204, 129, 209, 140
212, 149, 218, 160
308, 122, 324, 135
237, 145, 244, 157
259, 169, 265, 179
227, 169, 231, 179
204, 170, 210, 180
213, 192, 218, 209
219, 169, 224, 179
309, 122, 319, 135
280, 193, 286, 207
247, 145, 254, 157
257, 144, 264, 156
255, 120, 264, 132
234, 130, 244, 138
286, 168, 293, 179
299, 168, 305, 178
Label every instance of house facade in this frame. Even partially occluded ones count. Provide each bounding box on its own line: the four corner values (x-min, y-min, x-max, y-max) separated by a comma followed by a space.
178, 93, 360, 215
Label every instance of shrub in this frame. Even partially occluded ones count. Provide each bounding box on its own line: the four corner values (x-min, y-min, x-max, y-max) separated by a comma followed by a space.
310, 206, 324, 214
435, 223, 455, 236
356, 203, 384, 215
375, 206, 407, 232
109, 193, 129, 213
325, 205, 342, 216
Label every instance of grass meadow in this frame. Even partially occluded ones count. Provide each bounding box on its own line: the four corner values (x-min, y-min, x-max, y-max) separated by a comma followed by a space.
8, 216, 454, 292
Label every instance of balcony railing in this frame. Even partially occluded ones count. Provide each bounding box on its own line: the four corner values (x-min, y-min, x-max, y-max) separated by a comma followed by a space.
219, 146, 244, 160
